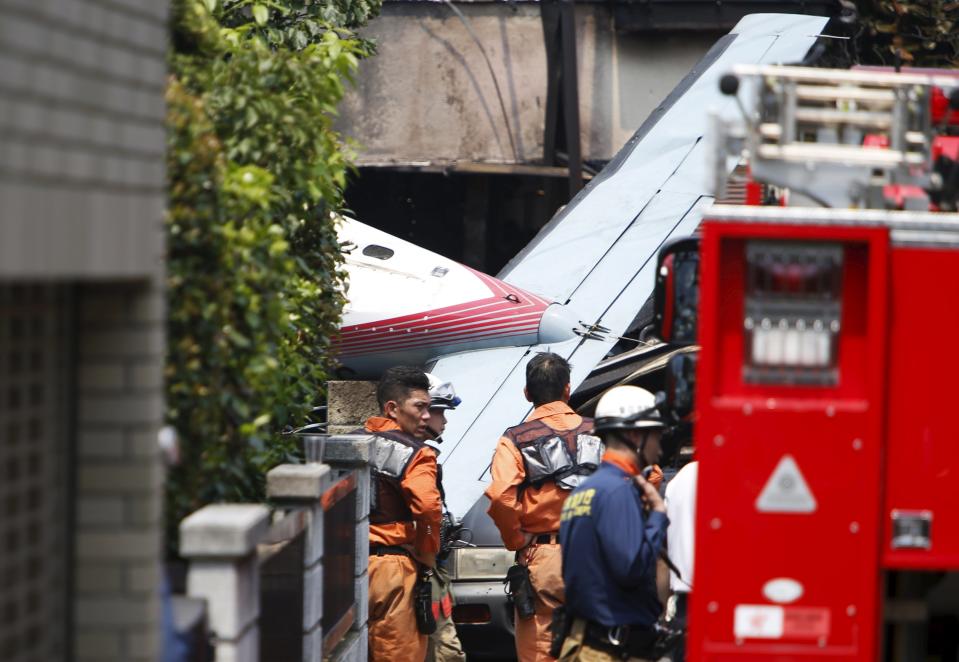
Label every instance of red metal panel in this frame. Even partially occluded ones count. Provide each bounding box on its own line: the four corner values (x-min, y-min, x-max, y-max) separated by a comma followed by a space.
690, 220, 891, 662
883, 246, 959, 569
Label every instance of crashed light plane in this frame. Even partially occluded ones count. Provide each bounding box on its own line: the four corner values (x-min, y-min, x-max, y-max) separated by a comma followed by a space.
333, 13, 830, 516
335, 218, 585, 378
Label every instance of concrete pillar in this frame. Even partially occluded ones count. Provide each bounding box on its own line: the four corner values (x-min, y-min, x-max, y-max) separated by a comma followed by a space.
180, 505, 270, 662
310, 435, 374, 661
326, 381, 378, 435
266, 464, 333, 662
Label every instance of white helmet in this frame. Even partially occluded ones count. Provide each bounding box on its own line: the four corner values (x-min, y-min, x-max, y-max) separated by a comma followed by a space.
425, 372, 461, 410
593, 385, 663, 433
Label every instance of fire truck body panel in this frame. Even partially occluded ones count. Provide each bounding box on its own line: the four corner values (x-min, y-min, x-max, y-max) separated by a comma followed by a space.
884, 245, 959, 571
679, 54, 959, 660
692, 213, 891, 660
691, 205, 959, 660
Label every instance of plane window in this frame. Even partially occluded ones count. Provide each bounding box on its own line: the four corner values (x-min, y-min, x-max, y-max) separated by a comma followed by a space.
362, 245, 394, 260
431, 267, 449, 277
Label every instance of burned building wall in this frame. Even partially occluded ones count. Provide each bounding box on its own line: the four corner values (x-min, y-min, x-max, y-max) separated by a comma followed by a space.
337, 1, 719, 166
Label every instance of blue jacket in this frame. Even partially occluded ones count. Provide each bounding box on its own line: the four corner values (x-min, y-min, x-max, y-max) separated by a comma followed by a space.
559, 460, 669, 628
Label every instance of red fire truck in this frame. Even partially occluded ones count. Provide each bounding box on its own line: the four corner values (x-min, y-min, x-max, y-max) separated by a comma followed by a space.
654, 65, 959, 661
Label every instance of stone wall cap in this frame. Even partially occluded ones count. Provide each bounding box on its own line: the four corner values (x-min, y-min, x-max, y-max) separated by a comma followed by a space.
322, 434, 374, 465
179, 504, 270, 557
266, 463, 331, 500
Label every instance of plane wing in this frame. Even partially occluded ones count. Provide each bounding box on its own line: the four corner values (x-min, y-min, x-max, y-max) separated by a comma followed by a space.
432, 13, 831, 516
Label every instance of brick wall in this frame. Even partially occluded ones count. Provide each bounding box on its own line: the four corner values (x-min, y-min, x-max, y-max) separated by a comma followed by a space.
74, 283, 166, 662
0, 1, 169, 661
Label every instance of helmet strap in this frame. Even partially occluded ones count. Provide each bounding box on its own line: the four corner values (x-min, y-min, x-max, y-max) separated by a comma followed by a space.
636, 430, 649, 465
619, 429, 652, 466
615, 429, 646, 465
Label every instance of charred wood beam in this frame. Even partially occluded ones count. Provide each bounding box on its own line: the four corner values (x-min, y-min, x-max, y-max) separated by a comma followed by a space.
541, 0, 583, 198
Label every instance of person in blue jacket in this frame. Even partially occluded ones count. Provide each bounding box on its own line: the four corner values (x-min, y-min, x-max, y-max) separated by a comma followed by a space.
557, 385, 669, 661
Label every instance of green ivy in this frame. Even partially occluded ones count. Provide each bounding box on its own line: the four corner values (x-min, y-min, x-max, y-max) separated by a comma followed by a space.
166, 0, 378, 550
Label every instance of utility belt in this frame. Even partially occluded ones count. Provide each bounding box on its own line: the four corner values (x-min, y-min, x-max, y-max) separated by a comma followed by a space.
582, 620, 658, 659
510, 532, 560, 557
369, 544, 412, 557
549, 609, 683, 660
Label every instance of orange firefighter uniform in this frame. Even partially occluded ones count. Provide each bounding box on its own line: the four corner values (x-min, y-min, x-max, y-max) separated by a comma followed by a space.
365, 416, 443, 662
485, 402, 599, 662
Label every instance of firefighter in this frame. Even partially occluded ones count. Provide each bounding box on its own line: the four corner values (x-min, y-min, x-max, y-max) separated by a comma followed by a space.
423, 373, 461, 444
364, 366, 444, 662
556, 385, 670, 662
422, 373, 467, 662
486, 352, 603, 661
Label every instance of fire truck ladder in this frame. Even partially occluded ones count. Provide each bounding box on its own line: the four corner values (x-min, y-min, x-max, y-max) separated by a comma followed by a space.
713, 65, 959, 208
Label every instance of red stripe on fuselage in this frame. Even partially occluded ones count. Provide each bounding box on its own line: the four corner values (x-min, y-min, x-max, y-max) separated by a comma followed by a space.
337, 323, 541, 357
339, 297, 538, 338
336, 303, 543, 347
337, 315, 542, 353
340, 273, 549, 334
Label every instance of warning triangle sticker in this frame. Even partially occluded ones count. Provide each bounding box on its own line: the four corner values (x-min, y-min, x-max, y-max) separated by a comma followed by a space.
756, 455, 817, 514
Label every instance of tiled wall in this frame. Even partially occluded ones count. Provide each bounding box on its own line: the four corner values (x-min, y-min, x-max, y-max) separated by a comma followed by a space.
0, 0, 168, 278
